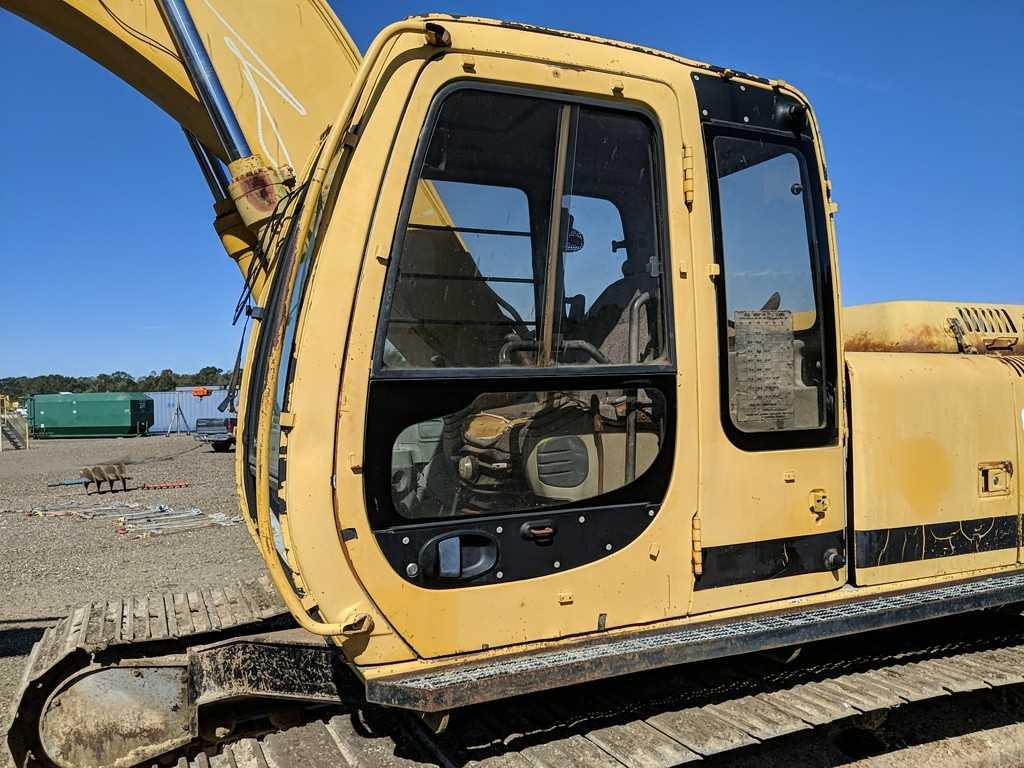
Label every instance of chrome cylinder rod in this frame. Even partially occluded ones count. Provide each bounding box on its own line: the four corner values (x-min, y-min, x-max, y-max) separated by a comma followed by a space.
156, 0, 251, 161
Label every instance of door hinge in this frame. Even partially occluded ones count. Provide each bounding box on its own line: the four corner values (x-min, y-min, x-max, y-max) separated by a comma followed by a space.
691, 511, 703, 577
682, 145, 695, 209
278, 411, 295, 431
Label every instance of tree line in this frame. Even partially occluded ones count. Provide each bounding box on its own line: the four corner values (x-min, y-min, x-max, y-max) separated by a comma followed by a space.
0, 367, 233, 402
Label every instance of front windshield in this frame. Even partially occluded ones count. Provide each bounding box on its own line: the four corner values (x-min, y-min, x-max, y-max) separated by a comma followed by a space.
378, 89, 668, 371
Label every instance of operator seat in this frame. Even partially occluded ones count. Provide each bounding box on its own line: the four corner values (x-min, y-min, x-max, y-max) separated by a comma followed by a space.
565, 256, 659, 364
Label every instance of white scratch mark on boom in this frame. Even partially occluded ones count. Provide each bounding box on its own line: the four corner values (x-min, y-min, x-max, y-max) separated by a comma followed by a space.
203, 0, 308, 167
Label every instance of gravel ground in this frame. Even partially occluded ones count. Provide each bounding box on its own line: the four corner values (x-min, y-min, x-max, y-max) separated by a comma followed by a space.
0, 434, 265, 763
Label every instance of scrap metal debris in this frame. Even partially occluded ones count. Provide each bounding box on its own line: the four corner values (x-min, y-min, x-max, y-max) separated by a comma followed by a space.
28, 500, 240, 536
119, 506, 240, 537
29, 500, 138, 519
45, 475, 190, 492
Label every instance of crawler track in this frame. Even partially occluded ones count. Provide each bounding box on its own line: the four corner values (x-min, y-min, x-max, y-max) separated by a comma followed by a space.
174, 609, 1024, 767
10, 581, 1024, 768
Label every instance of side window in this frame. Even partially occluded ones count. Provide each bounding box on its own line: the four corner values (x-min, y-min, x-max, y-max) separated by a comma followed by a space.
713, 134, 830, 434
380, 89, 668, 370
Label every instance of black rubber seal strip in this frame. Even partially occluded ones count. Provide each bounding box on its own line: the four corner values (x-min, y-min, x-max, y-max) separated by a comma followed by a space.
696, 529, 846, 591
855, 514, 1018, 569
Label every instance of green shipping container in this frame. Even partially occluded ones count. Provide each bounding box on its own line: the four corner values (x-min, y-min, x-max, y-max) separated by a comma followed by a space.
28, 393, 154, 438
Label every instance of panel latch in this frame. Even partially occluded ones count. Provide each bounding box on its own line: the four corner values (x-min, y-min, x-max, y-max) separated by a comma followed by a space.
979, 461, 1013, 497
809, 489, 829, 521
521, 521, 556, 546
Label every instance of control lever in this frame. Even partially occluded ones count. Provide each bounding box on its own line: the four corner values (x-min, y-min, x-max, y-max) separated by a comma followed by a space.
521, 521, 557, 546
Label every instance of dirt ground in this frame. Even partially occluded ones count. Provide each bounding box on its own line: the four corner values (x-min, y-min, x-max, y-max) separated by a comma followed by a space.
0, 434, 265, 765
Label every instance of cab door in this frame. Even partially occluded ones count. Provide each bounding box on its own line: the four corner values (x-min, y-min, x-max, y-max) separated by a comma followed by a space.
332, 31, 700, 659
687, 76, 848, 614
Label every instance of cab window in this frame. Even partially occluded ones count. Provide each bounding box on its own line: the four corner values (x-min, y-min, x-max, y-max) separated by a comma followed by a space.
378, 88, 668, 371
712, 133, 832, 436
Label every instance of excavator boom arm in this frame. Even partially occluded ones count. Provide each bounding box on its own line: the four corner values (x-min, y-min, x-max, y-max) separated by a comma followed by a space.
4, 0, 361, 166
3, 0, 363, 286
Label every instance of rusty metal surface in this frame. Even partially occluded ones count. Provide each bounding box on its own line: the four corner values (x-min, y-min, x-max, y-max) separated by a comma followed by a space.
844, 325, 956, 354
227, 161, 295, 230
842, 301, 1024, 355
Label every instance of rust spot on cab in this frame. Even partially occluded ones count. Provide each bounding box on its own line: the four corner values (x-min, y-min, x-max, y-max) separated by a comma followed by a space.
844, 325, 953, 354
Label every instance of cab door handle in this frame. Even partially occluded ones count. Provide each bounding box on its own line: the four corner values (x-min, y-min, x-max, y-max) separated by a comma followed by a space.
417, 532, 498, 583
438, 536, 462, 578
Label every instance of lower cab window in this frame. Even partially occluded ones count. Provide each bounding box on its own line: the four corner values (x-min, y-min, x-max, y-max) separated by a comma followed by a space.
393, 387, 664, 519
368, 379, 674, 588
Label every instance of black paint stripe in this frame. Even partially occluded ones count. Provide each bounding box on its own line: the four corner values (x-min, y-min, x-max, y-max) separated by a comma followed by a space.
855, 515, 1018, 569
695, 530, 845, 591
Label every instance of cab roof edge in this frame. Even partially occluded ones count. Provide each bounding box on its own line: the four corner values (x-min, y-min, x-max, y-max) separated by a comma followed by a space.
407, 13, 777, 87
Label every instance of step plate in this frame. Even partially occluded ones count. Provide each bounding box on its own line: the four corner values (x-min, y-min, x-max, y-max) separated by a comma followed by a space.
369, 571, 1024, 710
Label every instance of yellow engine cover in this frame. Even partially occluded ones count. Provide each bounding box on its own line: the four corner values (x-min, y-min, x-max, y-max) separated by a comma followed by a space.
847, 351, 1023, 586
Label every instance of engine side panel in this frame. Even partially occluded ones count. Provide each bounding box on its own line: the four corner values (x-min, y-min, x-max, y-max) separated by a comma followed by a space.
847, 352, 1020, 586
1012, 357, 1024, 565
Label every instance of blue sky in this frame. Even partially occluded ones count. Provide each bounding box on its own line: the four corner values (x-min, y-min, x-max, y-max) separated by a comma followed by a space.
1, 1, 1020, 377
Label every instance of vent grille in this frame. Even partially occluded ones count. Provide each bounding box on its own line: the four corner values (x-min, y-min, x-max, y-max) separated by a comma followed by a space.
997, 356, 1024, 377
956, 306, 1018, 334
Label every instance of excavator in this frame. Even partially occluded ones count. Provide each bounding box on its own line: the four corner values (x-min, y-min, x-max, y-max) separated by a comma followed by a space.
4, 2, 1024, 767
